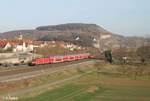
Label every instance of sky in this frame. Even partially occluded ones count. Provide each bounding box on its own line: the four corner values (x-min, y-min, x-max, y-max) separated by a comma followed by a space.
0, 0, 150, 36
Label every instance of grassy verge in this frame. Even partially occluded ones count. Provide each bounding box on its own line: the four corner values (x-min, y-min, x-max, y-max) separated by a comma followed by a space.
19, 83, 105, 101
18, 70, 150, 101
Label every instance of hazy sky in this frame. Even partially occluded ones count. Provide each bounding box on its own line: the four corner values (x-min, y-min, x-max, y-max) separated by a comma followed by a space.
0, 0, 150, 36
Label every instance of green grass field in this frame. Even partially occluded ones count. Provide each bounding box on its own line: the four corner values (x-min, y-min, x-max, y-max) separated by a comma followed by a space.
19, 70, 150, 101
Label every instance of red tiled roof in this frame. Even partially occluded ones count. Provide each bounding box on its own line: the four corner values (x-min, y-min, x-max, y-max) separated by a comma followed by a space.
0, 39, 71, 48
0, 39, 33, 48
0, 40, 8, 48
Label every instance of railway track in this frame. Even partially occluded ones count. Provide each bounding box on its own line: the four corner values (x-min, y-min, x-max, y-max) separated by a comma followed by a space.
0, 59, 96, 83
0, 59, 93, 77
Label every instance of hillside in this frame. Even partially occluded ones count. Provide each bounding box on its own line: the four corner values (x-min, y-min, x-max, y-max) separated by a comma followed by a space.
0, 23, 149, 48
36, 23, 110, 35
0, 23, 112, 47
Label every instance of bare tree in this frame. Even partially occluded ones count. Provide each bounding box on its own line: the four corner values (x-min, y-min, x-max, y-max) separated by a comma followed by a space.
136, 46, 150, 63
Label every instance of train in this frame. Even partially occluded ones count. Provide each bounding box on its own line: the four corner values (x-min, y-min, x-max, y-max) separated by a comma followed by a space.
29, 53, 91, 66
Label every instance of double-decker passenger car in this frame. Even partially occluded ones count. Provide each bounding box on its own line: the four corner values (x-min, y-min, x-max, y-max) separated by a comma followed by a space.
29, 53, 90, 66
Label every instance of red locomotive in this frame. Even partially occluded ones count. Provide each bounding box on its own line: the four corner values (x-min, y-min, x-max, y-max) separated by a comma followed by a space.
29, 53, 91, 66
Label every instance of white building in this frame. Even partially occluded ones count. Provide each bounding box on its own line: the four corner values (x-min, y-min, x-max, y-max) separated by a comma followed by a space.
13, 42, 34, 53
3, 42, 12, 50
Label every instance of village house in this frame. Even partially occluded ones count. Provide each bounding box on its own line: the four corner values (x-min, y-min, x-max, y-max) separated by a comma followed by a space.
13, 42, 34, 53
0, 34, 84, 53
0, 35, 34, 52
0, 35, 50, 53
64, 43, 82, 51
0, 40, 12, 50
